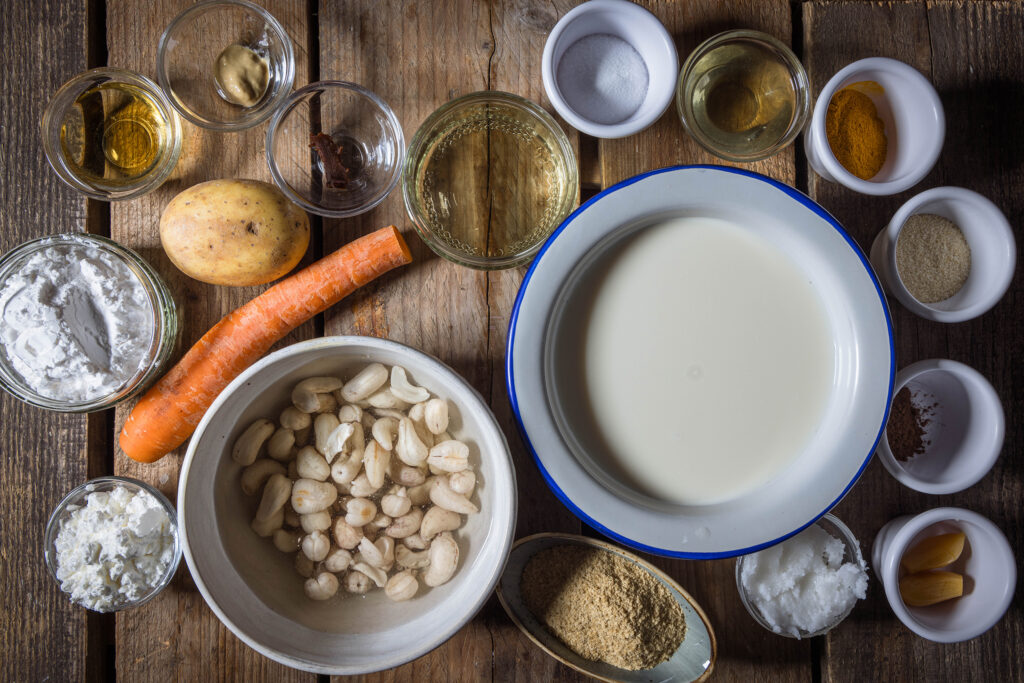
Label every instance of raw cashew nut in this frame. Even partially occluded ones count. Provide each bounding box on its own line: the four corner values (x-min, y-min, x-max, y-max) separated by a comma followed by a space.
422, 532, 459, 587
367, 388, 409, 410
403, 533, 429, 551
376, 536, 395, 571
304, 571, 339, 601
232, 419, 275, 466
429, 475, 478, 514
241, 459, 285, 496
344, 570, 372, 594
427, 440, 470, 473
390, 462, 427, 487
333, 518, 363, 549
295, 551, 315, 578
300, 511, 332, 533
341, 363, 389, 403
408, 402, 426, 423
345, 498, 377, 527
301, 530, 330, 562
349, 472, 380, 498
369, 512, 392, 530
395, 418, 429, 467
313, 413, 342, 458
352, 562, 388, 588
315, 392, 338, 414
357, 536, 385, 568
256, 474, 292, 522
349, 422, 366, 454
381, 487, 411, 518
291, 478, 338, 514
420, 506, 461, 540
424, 398, 449, 435
267, 427, 296, 461
385, 570, 419, 602
337, 404, 362, 424
448, 470, 476, 497
408, 479, 433, 506
273, 528, 302, 553
321, 422, 355, 464
396, 545, 431, 569
292, 376, 344, 413
280, 406, 312, 431
390, 366, 430, 404
295, 445, 331, 481
386, 508, 424, 539
251, 508, 283, 537
372, 417, 399, 451
363, 440, 390, 490
372, 408, 405, 421
330, 448, 363, 486
324, 547, 353, 573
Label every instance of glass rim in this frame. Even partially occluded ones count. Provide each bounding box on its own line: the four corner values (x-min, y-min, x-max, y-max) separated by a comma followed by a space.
402, 90, 580, 270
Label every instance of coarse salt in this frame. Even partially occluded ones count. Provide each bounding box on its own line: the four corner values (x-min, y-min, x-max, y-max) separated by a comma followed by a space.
556, 33, 649, 125
740, 524, 868, 638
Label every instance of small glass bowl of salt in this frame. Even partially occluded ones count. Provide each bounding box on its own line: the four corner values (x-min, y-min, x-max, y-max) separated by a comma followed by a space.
0, 233, 179, 412
44, 477, 181, 612
735, 513, 869, 638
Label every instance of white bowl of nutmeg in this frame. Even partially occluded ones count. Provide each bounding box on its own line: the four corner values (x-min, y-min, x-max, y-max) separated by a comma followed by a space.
178, 336, 517, 674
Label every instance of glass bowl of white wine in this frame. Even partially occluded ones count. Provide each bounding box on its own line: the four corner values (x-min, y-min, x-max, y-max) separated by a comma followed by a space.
42, 67, 183, 201
403, 92, 579, 270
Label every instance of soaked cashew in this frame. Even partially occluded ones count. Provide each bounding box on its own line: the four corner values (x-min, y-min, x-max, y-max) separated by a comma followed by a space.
372, 417, 399, 451
304, 571, 339, 601
396, 418, 429, 467
251, 507, 283, 537
291, 478, 338, 514
313, 413, 341, 458
429, 475, 478, 514
233, 418, 275, 466
349, 422, 366, 455
427, 440, 470, 473
367, 388, 409, 410
294, 425, 312, 447
422, 532, 459, 587
363, 440, 390, 490
267, 427, 296, 461
408, 402, 426, 423
337, 404, 362, 424
350, 472, 381, 499
448, 470, 476, 497
352, 562, 388, 588
256, 474, 292, 522
390, 366, 430, 404
344, 570, 372, 594
241, 459, 286, 496
396, 545, 431, 569
420, 506, 461, 541
302, 530, 330, 562
280, 406, 312, 431
292, 376, 344, 413
333, 518, 363, 549
385, 570, 419, 602
424, 398, 449, 435
386, 508, 424, 539
372, 408, 405, 421
345, 498, 376, 527
357, 536, 385, 568
273, 528, 302, 553
381, 487, 411, 518
403, 533, 429, 551
390, 462, 427, 487
407, 479, 433, 506
321, 422, 355, 464
368, 512, 392, 531
315, 392, 339, 414
330, 448, 363, 486
296, 445, 331, 481
324, 547, 353, 573
341, 363, 389, 403
300, 511, 332, 533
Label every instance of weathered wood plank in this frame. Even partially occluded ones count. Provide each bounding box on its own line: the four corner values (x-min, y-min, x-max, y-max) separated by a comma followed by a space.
106, 1, 314, 680
0, 2, 91, 681
804, 2, 1024, 681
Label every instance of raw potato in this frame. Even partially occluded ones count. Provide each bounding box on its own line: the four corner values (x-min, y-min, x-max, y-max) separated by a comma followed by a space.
160, 179, 310, 286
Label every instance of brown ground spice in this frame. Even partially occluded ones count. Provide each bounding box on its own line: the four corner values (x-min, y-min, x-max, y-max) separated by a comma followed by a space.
521, 545, 686, 670
888, 386, 936, 461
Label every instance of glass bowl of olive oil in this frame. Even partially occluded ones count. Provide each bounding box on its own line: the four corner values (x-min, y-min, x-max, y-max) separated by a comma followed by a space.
404, 92, 579, 270
42, 68, 182, 201
677, 30, 809, 163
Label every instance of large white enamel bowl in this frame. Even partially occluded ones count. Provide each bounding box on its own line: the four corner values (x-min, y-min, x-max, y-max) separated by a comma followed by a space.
507, 165, 894, 559
179, 336, 517, 674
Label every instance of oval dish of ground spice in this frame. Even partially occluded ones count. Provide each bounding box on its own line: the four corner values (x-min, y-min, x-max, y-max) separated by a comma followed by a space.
496, 533, 716, 683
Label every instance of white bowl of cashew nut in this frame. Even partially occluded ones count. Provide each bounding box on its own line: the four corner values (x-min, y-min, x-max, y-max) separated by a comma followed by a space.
178, 336, 517, 675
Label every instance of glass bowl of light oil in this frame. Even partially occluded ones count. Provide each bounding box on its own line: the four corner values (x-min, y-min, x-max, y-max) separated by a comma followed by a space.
42, 68, 182, 201
403, 92, 579, 270
677, 30, 809, 163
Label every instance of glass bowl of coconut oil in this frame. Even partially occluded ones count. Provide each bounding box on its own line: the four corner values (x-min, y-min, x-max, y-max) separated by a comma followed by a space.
0, 233, 179, 412
403, 91, 579, 270
677, 30, 809, 163
42, 68, 183, 201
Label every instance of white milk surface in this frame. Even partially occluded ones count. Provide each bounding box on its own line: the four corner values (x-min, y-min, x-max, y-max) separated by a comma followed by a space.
584, 216, 835, 506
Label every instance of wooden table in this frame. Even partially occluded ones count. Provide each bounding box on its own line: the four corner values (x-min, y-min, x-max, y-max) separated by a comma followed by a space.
3, 1, 1021, 680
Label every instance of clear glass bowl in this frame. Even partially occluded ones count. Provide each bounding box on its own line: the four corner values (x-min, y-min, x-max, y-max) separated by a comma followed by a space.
266, 81, 405, 218
403, 91, 579, 270
0, 233, 180, 412
41, 68, 183, 201
735, 513, 866, 638
44, 476, 181, 613
157, 0, 295, 131
676, 30, 809, 163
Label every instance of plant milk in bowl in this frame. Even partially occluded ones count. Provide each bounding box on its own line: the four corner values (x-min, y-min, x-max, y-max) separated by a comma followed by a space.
548, 213, 839, 509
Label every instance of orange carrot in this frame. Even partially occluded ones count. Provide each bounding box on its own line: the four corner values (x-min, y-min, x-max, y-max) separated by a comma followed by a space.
120, 225, 412, 463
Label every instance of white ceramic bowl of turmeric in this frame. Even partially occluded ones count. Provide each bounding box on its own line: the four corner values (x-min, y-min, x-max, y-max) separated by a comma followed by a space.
804, 57, 944, 195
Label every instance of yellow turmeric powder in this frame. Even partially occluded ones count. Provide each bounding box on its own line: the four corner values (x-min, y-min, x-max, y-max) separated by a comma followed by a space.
825, 84, 887, 180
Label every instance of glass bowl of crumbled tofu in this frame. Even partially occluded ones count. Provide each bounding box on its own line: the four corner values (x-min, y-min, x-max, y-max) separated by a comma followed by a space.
44, 476, 181, 612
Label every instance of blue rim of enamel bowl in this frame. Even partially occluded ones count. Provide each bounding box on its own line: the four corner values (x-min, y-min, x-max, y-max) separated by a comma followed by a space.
505, 164, 895, 559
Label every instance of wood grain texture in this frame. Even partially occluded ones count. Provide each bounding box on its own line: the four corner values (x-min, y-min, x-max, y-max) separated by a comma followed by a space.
804, 2, 1023, 681
106, 1, 314, 680
0, 2, 91, 681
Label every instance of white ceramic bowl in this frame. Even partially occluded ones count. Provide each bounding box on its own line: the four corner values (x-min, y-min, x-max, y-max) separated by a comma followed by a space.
542, 0, 678, 138
805, 58, 944, 195
869, 187, 1016, 322
179, 336, 517, 674
876, 359, 1004, 494
873, 507, 1015, 643
507, 165, 894, 558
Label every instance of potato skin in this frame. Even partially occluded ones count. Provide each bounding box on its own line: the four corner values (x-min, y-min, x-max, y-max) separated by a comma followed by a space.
160, 179, 310, 286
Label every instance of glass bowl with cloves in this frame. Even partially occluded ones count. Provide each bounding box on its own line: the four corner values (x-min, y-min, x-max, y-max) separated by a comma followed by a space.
265, 81, 405, 218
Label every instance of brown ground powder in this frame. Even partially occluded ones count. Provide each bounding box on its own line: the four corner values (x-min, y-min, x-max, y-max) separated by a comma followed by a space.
520, 545, 686, 670
895, 213, 971, 303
